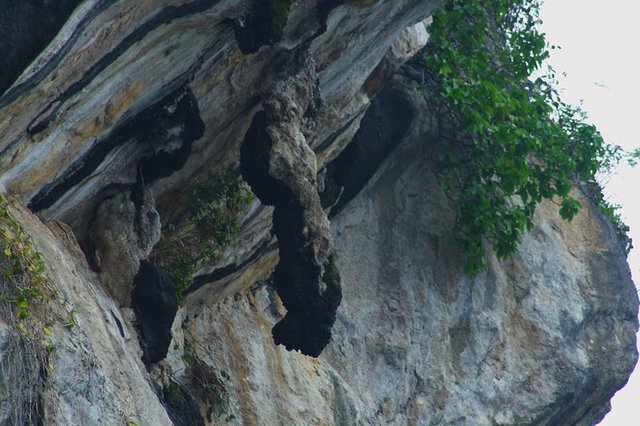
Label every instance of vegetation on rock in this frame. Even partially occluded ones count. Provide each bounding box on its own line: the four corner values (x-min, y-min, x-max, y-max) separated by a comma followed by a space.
234, 0, 293, 53
153, 172, 252, 297
0, 195, 50, 320
0, 194, 62, 424
422, 0, 629, 273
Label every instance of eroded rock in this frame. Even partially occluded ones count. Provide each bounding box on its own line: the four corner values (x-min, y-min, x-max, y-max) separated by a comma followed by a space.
179, 71, 638, 425
89, 187, 160, 306
0, 197, 172, 425
240, 50, 341, 357
0, 0, 634, 424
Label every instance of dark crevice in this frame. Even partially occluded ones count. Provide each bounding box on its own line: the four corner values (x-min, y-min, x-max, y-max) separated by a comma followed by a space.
28, 86, 204, 213
162, 380, 205, 426
110, 310, 125, 338
131, 260, 179, 365
320, 82, 416, 216
233, 0, 293, 54
316, 0, 344, 35
240, 111, 341, 357
137, 88, 204, 183
0, 0, 82, 96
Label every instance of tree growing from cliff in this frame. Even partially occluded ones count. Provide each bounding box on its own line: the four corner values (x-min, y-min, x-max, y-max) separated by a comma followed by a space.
423, 0, 625, 273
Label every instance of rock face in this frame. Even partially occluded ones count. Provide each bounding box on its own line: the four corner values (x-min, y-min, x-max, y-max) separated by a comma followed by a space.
323, 75, 638, 425
174, 73, 639, 425
0, 0, 637, 425
0, 198, 172, 425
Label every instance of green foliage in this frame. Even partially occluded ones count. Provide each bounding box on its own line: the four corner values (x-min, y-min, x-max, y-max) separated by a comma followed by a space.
154, 172, 252, 297
423, 0, 622, 273
269, 0, 293, 42
0, 195, 51, 320
0, 194, 64, 425
627, 147, 640, 167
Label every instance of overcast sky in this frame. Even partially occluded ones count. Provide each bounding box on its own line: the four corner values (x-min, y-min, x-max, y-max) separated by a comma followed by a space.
539, 0, 640, 424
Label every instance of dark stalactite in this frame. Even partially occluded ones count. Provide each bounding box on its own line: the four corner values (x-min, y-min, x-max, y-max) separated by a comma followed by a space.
131, 260, 179, 364
240, 111, 341, 357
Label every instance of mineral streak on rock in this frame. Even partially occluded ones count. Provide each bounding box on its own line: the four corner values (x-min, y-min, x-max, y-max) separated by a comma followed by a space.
240, 51, 341, 357
28, 86, 204, 215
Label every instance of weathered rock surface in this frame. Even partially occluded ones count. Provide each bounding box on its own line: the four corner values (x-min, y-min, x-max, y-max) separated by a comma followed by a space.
0, 0, 637, 424
90, 186, 161, 306
176, 74, 638, 425
323, 75, 638, 425
0, 197, 171, 425
240, 49, 341, 356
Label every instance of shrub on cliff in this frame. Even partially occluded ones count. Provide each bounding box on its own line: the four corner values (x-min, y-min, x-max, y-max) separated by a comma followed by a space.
422, 0, 626, 273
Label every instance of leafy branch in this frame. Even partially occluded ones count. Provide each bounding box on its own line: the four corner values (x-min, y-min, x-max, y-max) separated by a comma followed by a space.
423, 0, 627, 273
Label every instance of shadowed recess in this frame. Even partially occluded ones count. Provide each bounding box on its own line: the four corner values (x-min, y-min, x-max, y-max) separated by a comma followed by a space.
28, 86, 204, 213
131, 260, 179, 364
0, 0, 82, 95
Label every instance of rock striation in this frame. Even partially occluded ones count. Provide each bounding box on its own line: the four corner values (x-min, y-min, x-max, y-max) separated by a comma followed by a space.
0, 0, 637, 425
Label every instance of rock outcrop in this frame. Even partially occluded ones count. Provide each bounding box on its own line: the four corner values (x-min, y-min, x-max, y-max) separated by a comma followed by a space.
0, 0, 637, 425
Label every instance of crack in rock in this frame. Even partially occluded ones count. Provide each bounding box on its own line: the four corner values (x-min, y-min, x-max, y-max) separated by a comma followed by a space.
240, 51, 341, 357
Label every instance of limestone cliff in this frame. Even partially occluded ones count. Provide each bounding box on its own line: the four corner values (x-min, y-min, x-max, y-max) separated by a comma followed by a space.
0, 1, 637, 425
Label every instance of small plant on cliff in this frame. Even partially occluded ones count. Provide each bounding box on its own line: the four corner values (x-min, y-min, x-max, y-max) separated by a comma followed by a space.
0, 194, 59, 424
0, 195, 54, 321
423, 0, 626, 273
154, 172, 252, 297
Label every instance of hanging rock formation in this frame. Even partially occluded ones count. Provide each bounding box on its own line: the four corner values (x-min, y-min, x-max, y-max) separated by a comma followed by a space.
0, 0, 636, 424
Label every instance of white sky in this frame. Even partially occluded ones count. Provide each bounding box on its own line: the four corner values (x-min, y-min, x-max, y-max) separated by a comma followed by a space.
539, 0, 640, 424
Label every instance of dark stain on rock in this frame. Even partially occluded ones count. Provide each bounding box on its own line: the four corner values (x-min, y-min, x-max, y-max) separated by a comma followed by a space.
188, 239, 276, 296
131, 260, 179, 364
162, 380, 205, 426
0, 0, 82, 95
320, 82, 416, 216
240, 111, 341, 357
28, 86, 204, 212
233, 0, 293, 54
15, 0, 221, 133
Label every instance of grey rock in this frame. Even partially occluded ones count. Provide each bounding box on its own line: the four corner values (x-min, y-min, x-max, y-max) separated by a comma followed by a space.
0, 198, 171, 425
90, 186, 160, 306
0, 0, 635, 424
176, 73, 638, 425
